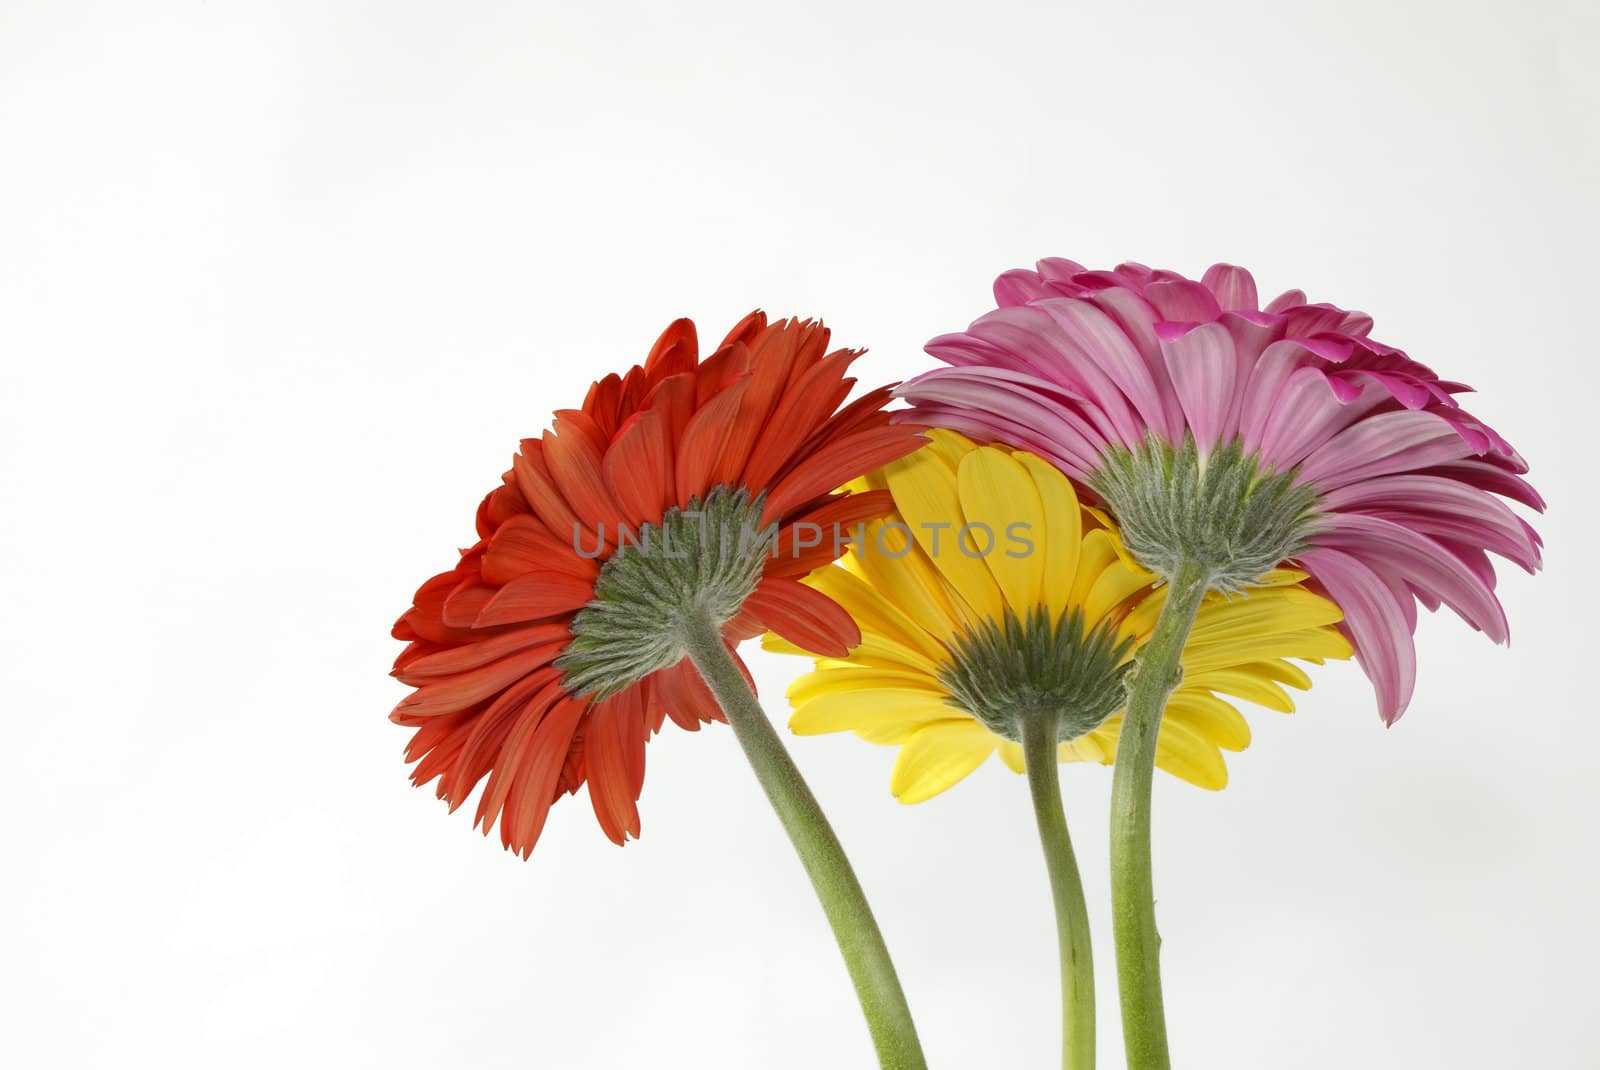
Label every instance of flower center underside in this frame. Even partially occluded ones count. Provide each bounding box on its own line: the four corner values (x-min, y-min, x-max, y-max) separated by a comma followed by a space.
938, 607, 1135, 742
1089, 434, 1323, 592
556, 487, 769, 699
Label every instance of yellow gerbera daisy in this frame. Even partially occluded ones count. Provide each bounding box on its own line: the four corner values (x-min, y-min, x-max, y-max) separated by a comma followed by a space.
762, 430, 1354, 803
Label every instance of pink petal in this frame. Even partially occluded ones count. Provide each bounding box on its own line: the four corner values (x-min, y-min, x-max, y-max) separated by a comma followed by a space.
1145, 279, 1222, 323
1201, 263, 1260, 311
1158, 321, 1239, 452
1317, 514, 1509, 642
1420, 460, 1546, 511
1298, 546, 1417, 723
1035, 297, 1169, 444
1300, 410, 1475, 490
1088, 286, 1187, 440
964, 308, 1143, 446
1321, 475, 1542, 571
1264, 288, 1308, 314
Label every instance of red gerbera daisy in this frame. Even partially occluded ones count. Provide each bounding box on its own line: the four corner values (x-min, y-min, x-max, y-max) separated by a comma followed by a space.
390, 312, 923, 857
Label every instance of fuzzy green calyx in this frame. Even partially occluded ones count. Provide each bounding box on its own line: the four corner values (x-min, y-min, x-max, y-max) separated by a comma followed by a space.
1089, 434, 1323, 593
556, 486, 770, 699
938, 606, 1136, 743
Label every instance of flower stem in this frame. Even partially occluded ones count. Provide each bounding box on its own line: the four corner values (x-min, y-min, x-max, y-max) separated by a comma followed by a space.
679, 612, 927, 1070
1109, 559, 1210, 1070
1020, 710, 1096, 1070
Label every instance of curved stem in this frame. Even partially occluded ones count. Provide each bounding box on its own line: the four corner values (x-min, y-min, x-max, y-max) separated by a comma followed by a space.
1020, 710, 1096, 1070
1109, 559, 1210, 1070
679, 612, 927, 1070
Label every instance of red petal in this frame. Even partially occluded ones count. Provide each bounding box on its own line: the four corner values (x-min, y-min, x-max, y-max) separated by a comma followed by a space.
508, 696, 587, 856
717, 309, 766, 351
616, 365, 649, 424
765, 490, 898, 579
393, 643, 567, 719
394, 622, 571, 682
794, 385, 900, 460
396, 570, 471, 643
582, 373, 624, 440
741, 349, 859, 490
654, 659, 725, 731
482, 514, 597, 585
475, 685, 584, 857
694, 342, 752, 406
603, 410, 675, 527
760, 425, 924, 523
474, 571, 595, 627
741, 576, 859, 656
512, 440, 584, 543
674, 375, 750, 506
711, 327, 796, 487
441, 580, 496, 628
476, 480, 529, 538
544, 418, 625, 537
645, 318, 699, 380
643, 372, 696, 449
446, 666, 561, 807
791, 321, 831, 375
584, 690, 647, 844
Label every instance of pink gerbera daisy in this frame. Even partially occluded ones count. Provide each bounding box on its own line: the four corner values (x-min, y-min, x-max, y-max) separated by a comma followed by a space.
899, 258, 1543, 722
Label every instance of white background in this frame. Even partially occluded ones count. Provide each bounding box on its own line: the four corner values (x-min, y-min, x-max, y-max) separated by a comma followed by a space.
3, 2, 1595, 1067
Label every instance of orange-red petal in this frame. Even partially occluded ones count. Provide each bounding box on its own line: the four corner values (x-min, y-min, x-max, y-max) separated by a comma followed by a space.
742, 576, 859, 657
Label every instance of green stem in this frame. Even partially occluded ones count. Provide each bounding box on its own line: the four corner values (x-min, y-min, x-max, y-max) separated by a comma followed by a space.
679, 611, 927, 1070
1109, 559, 1211, 1070
1021, 710, 1096, 1070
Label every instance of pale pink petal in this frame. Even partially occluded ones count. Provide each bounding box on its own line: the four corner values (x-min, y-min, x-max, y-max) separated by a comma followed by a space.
993, 269, 1053, 307
1321, 474, 1542, 570
1318, 514, 1509, 643
1088, 286, 1186, 440
1254, 366, 1357, 469
1298, 546, 1417, 723
1420, 460, 1546, 511
1299, 410, 1475, 490
896, 369, 1109, 474
1036, 297, 1172, 445
1145, 279, 1222, 323
1238, 340, 1312, 459
967, 307, 1145, 446
1201, 263, 1260, 311
1158, 321, 1238, 452
1264, 288, 1308, 314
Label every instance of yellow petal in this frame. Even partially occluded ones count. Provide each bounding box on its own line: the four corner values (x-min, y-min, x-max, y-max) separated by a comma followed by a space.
806, 565, 948, 664
1153, 717, 1228, 789
890, 720, 996, 803
1083, 558, 1157, 629
997, 740, 1027, 774
1188, 587, 1344, 644
921, 428, 980, 469
790, 687, 956, 737
1181, 627, 1352, 675
852, 518, 964, 643
882, 446, 1005, 624
1015, 453, 1082, 620
787, 666, 944, 705
957, 446, 1045, 612
1065, 724, 1113, 763
1164, 691, 1253, 750
761, 634, 809, 657
1245, 658, 1314, 691
1068, 529, 1125, 610
1256, 567, 1310, 587
840, 631, 950, 676
1180, 667, 1296, 712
